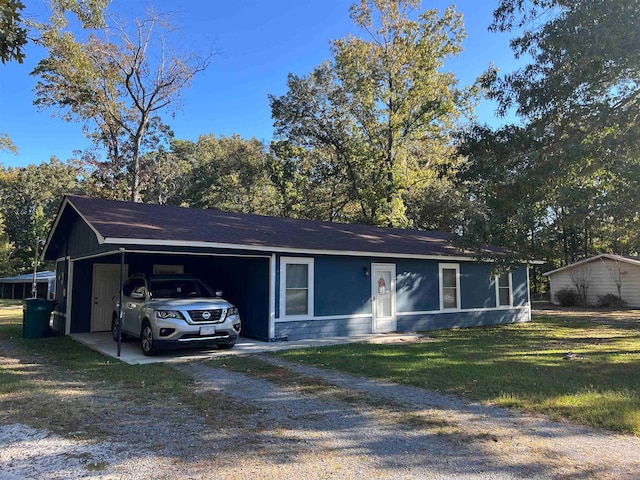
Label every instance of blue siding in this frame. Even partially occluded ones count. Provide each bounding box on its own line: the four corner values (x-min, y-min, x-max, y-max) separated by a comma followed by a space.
67, 220, 108, 258
396, 260, 439, 312
314, 256, 371, 316
71, 260, 93, 333
275, 316, 372, 341
512, 267, 529, 307
397, 307, 529, 332
460, 263, 496, 309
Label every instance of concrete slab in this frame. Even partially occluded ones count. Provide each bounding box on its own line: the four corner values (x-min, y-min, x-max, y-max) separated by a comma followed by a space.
71, 332, 422, 365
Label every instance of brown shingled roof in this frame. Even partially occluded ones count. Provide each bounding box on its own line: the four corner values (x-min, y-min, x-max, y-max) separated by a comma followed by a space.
54, 195, 501, 259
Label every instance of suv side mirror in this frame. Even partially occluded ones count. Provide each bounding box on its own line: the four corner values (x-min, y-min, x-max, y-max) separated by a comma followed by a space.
215, 290, 223, 298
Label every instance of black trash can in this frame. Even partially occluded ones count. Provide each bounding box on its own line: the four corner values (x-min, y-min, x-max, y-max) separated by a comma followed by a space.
23, 298, 56, 339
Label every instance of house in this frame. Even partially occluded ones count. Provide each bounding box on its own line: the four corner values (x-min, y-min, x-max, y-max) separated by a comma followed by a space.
42, 195, 532, 341
544, 254, 640, 307
0, 271, 56, 300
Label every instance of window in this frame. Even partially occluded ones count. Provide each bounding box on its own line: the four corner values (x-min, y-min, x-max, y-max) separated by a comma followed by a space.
496, 273, 512, 307
123, 278, 144, 297
439, 264, 460, 310
280, 257, 314, 318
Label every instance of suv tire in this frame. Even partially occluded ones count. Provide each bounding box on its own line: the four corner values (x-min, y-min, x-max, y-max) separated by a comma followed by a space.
111, 315, 128, 342
140, 320, 158, 356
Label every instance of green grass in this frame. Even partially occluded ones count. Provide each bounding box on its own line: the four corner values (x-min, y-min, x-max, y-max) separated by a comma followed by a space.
0, 309, 252, 438
275, 312, 640, 434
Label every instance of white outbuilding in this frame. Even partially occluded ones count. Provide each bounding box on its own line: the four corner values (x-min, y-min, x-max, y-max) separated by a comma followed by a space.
544, 254, 640, 307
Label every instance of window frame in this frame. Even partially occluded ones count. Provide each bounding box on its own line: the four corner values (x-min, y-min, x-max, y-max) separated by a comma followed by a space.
439, 263, 461, 311
495, 272, 513, 308
279, 257, 314, 320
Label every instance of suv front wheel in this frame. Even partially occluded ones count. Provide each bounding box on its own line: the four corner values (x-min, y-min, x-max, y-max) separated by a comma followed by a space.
140, 320, 158, 356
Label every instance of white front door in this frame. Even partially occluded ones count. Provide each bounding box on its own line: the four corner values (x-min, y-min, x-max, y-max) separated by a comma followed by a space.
91, 264, 128, 332
372, 263, 396, 333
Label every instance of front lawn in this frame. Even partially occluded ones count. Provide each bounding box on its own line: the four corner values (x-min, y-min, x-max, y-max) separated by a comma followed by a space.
276, 309, 640, 434
0, 307, 246, 437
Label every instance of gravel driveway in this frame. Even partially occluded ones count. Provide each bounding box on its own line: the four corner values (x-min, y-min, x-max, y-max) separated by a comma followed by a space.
2, 347, 640, 479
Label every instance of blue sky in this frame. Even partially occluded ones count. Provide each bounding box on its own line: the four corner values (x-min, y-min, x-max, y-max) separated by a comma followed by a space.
0, 0, 520, 168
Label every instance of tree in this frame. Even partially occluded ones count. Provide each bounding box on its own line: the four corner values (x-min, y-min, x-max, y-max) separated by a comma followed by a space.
0, 212, 18, 276
0, 132, 17, 153
32, 8, 214, 202
271, 0, 475, 226
0, 158, 87, 272
182, 134, 281, 215
457, 0, 640, 277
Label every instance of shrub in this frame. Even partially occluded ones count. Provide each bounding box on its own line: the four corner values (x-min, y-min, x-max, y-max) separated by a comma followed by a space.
555, 287, 580, 307
597, 293, 625, 308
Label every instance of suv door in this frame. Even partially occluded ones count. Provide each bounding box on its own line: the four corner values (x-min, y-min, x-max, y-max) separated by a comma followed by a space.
123, 278, 146, 336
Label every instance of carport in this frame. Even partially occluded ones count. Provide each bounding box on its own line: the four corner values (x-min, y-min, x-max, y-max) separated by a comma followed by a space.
43, 196, 274, 342
68, 250, 270, 339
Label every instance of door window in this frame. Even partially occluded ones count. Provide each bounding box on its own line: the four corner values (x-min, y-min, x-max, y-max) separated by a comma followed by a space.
375, 270, 392, 317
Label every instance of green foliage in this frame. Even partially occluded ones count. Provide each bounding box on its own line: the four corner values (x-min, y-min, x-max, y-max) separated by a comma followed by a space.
0, 132, 17, 154
270, 0, 475, 227
0, 0, 26, 64
32, 8, 213, 202
180, 134, 281, 215
457, 0, 640, 282
0, 158, 87, 272
555, 287, 580, 307
596, 293, 625, 309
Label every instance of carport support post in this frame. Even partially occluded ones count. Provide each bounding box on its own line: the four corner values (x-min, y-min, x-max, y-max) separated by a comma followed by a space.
117, 248, 125, 357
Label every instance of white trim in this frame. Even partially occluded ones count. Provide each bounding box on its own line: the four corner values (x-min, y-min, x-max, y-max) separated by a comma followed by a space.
72, 249, 271, 262
104, 237, 499, 262
269, 253, 276, 339
495, 272, 513, 308
526, 265, 532, 322
397, 305, 530, 316
274, 313, 372, 323
65, 259, 74, 336
439, 263, 461, 311
124, 249, 271, 259
72, 250, 124, 262
279, 257, 315, 320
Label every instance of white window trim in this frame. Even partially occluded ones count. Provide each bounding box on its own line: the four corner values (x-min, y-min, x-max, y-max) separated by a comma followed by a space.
495, 272, 513, 308
439, 263, 461, 311
279, 257, 314, 320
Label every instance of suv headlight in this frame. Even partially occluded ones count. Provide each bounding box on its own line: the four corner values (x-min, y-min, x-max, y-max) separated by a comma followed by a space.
155, 310, 184, 320
225, 307, 239, 319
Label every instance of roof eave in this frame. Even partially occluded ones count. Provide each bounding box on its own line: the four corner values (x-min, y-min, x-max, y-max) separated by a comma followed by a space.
104, 237, 478, 261
543, 254, 639, 276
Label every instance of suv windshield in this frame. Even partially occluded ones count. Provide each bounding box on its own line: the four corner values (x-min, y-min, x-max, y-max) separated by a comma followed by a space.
148, 279, 216, 299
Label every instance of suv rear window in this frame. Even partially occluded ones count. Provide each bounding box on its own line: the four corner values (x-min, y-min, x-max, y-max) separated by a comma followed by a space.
148, 279, 215, 299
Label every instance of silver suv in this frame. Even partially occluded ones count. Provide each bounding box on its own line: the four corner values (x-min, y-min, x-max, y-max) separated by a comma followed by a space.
112, 273, 241, 356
